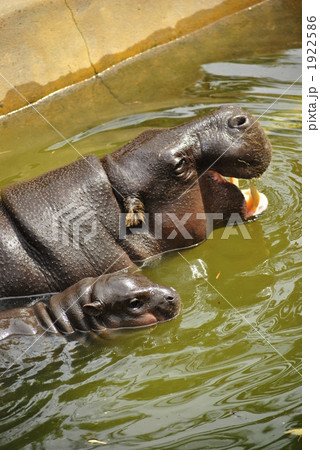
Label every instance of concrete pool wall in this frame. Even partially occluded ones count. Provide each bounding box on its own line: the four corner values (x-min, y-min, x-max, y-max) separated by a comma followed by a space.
0, 0, 267, 116
0, 0, 301, 160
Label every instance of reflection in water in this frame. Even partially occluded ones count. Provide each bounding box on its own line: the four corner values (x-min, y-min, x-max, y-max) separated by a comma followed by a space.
0, 49, 301, 448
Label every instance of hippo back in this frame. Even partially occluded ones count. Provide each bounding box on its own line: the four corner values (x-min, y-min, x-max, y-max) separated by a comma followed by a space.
0, 155, 131, 297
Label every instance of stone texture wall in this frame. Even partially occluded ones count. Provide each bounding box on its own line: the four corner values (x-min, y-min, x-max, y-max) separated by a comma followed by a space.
0, 0, 263, 116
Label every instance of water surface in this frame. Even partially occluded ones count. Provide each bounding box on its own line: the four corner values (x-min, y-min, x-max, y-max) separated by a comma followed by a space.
0, 49, 301, 449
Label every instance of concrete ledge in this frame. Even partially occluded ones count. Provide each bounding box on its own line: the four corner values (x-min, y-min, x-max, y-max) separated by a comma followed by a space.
0, 0, 264, 116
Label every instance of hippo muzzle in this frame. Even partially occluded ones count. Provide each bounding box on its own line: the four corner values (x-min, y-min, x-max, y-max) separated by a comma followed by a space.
194, 105, 271, 220
196, 105, 272, 179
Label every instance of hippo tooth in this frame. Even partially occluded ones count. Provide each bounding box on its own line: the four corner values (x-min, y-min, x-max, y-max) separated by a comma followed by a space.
249, 183, 260, 212
241, 183, 268, 218
242, 184, 257, 212
229, 177, 239, 187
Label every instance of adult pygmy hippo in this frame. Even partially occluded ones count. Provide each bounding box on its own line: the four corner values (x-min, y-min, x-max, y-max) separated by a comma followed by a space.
0, 105, 271, 301
0, 273, 180, 340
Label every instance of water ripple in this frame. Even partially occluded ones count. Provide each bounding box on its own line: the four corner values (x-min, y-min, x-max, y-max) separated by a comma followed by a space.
0, 49, 301, 449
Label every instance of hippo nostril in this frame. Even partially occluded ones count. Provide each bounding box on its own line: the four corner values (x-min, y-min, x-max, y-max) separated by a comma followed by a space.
228, 115, 248, 129
166, 295, 175, 302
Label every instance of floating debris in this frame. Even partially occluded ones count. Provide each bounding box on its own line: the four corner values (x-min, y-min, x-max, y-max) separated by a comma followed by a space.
285, 428, 302, 438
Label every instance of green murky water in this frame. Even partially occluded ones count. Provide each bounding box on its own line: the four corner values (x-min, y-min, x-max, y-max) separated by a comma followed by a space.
0, 48, 301, 448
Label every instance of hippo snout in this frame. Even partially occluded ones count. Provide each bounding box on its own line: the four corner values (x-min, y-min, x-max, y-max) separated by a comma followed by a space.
153, 286, 181, 321
196, 105, 272, 180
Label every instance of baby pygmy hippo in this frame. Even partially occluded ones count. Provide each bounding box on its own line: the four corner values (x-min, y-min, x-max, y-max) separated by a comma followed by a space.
0, 273, 180, 341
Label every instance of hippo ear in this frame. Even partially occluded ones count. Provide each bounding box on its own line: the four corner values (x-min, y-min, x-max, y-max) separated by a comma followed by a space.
124, 196, 145, 227
83, 301, 104, 317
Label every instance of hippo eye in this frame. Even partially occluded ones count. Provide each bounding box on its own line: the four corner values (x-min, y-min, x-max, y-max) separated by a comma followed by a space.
174, 157, 187, 176
129, 298, 142, 309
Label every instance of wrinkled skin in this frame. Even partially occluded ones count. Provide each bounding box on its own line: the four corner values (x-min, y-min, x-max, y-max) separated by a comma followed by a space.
0, 273, 180, 340
0, 105, 271, 334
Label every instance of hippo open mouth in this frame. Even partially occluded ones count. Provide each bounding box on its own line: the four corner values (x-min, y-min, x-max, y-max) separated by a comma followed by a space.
239, 181, 268, 219
200, 166, 269, 225
192, 105, 272, 222
214, 172, 268, 219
